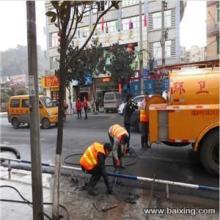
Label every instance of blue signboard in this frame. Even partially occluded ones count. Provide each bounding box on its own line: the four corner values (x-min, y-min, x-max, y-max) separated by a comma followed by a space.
83, 73, 92, 86
144, 79, 156, 94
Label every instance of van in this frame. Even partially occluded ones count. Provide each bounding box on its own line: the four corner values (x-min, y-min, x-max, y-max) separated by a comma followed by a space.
8, 95, 58, 129
103, 92, 122, 113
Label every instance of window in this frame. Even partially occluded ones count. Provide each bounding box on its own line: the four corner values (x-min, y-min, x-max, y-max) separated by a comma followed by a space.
10, 99, 20, 107
40, 97, 54, 108
165, 40, 172, 58
152, 12, 161, 29
49, 32, 59, 48
152, 10, 172, 29
122, 0, 139, 7
153, 40, 172, 59
50, 57, 59, 70
104, 93, 114, 100
22, 99, 29, 108
122, 17, 138, 31
164, 10, 171, 28
217, 2, 220, 22
153, 42, 161, 59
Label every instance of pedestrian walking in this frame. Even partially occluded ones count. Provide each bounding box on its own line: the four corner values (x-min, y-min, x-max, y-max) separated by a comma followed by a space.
80, 142, 113, 196
139, 92, 150, 149
83, 96, 88, 119
75, 98, 82, 119
123, 94, 138, 150
108, 124, 129, 169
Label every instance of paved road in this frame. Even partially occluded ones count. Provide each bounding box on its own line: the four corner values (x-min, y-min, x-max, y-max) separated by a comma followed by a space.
0, 113, 218, 200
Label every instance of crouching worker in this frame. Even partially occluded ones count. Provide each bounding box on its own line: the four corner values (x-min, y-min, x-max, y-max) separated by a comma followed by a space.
108, 124, 129, 169
80, 142, 113, 196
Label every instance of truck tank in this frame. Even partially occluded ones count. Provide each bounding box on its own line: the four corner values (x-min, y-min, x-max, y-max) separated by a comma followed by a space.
168, 68, 219, 105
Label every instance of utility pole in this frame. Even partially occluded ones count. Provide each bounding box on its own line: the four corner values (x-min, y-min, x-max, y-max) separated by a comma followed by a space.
26, 2, 44, 219
139, 0, 144, 94
161, 0, 167, 66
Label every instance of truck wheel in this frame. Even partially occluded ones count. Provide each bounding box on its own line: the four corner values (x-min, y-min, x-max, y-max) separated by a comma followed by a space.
41, 118, 50, 129
200, 130, 219, 176
12, 118, 20, 129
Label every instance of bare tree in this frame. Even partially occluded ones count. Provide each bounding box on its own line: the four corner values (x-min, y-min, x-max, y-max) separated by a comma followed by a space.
46, 1, 119, 219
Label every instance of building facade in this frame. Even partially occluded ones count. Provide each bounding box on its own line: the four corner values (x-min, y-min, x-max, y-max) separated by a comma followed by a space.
206, 1, 220, 60
45, 0, 186, 101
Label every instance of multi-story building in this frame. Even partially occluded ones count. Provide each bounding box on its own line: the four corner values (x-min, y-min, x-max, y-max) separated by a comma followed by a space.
188, 45, 206, 62
45, 0, 186, 101
206, 1, 220, 60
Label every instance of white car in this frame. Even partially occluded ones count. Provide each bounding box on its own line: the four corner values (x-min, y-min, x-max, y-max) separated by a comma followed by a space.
118, 95, 144, 115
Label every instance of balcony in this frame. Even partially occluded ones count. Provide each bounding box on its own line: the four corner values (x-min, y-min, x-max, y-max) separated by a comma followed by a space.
207, 23, 220, 37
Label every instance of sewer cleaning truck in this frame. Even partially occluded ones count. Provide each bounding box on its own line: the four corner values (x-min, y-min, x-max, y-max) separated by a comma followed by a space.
147, 61, 219, 176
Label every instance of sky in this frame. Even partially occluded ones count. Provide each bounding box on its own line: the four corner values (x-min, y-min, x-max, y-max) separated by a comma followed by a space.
0, 0, 206, 52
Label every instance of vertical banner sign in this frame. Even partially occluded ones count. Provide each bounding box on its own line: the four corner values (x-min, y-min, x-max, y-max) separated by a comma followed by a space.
144, 0, 148, 28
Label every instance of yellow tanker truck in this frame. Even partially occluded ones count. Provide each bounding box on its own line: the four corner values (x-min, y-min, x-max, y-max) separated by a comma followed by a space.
148, 66, 219, 176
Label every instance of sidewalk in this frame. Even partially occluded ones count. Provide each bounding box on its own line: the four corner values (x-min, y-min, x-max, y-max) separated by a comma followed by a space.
0, 166, 219, 220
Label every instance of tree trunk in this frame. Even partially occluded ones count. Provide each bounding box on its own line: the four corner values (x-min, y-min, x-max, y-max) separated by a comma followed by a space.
92, 78, 96, 113
52, 46, 66, 220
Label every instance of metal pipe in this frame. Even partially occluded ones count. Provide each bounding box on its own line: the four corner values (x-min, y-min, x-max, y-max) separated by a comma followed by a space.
1, 157, 219, 192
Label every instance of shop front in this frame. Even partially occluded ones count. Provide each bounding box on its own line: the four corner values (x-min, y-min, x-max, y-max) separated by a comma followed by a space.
41, 75, 60, 101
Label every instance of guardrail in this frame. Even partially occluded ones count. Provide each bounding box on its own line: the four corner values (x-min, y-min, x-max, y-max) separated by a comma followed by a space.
0, 157, 218, 199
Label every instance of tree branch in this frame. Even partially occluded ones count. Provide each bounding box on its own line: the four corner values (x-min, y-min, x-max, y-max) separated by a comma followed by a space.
67, 7, 79, 46
66, 4, 76, 40
65, 2, 118, 69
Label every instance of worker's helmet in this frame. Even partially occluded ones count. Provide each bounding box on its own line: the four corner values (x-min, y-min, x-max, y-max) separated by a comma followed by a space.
104, 143, 112, 152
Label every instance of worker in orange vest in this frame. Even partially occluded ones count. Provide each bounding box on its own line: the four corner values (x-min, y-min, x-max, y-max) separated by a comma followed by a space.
80, 142, 112, 196
139, 92, 150, 149
108, 124, 129, 169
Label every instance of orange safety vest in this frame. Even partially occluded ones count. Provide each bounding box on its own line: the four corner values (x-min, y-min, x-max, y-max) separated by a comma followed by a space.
80, 142, 105, 171
140, 100, 148, 123
109, 124, 128, 141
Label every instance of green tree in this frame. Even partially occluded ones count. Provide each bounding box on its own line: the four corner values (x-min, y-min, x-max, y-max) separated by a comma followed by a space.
46, 1, 119, 218
106, 43, 136, 86
66, 38, 105, 108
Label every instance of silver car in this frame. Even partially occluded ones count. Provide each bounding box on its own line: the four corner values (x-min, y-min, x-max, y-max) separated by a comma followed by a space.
118, 95, 144, 115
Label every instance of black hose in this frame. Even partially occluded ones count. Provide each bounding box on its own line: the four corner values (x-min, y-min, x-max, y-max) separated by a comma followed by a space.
0, 185, 70, 220
0, 146, 21, 159
63, 147, 139, 167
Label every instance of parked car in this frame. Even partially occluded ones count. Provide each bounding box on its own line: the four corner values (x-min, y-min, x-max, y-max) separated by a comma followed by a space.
104, 92, 122, 113
118, 95, 144, 115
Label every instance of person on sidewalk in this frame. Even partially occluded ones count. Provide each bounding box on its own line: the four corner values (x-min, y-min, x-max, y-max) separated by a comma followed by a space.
139, 92, 150, 149
80, 142, 113, 196
83, 97, 88, 119
75, 98, 82, 119
123, 94, 138, 150
108, 124, 129, 169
